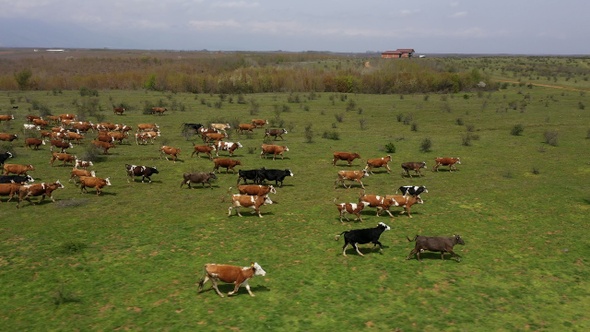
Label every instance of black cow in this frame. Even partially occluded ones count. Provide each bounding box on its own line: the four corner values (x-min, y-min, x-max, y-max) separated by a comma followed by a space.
0, 174, 34, 184
182, 123, 204, 135
237, 168, 264, 185
258, 168, 293, 187
125, 164, 159, 183
0, 151, 13, 165
406, 234, 465, 262
264, 128, 288, 140
180, 172, 217, 189
401, 162, 427, 178
335, 222, 391, 256
396, 185, 428, 197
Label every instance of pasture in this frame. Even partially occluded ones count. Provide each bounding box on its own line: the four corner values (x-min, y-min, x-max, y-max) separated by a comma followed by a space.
1, 80, 589, 330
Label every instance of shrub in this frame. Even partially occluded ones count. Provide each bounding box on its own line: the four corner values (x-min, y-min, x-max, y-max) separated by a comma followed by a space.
578, 101, 585, 110
359, 118, 366, 130
419, 138, 432, 152
304, 123, 314, 143
544, 130, 559, 146
411, 122, 418, 132
384, 142, 396, 153
456, 118, 464, 126
335, 113, 344, 122
322, 131, 340, 140
79, 87, 98, 97
511, 124, 524, 136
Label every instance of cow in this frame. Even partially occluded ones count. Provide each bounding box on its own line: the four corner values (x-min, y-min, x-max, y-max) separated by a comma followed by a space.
78, 176, 111, 195
203, 132, 226, 143
396, 185, 428, 197
264, 128, 287, 140
32, 118, 49, 128
213, 158, 242, 174
215, 141, 242, 157
401, 161, 427, 178
58, 113, 76, 121
74, 159, 94, 169
365, 155, 392, 174
182, 123, 203, 133
406, 234, 465, 262
23, 124, 41, 132
433, 157, 461, 172
0, 151, 13, 165
358, 193, 400, 217
0, 174, 34, 184
49, 139, 74, 153
237, 169, 264, 185
160, 146, 181, 162
17, 180, 64, 208
125, 164, 159, 183
106, 131, 128, 144
96, 132, 116, 143
71, 121, 94, 133
135, 131, 160, 145
384, 194, 424, 218
46, 115, 61, 125
198, 262, 267, 298
0, 182, 21, 202
237, 184, 277, 196
333, 152, 361, 166
228, 194, 273, 218
137, 123, 159, 132
3, 164, 34, 176
26, 115, 41, 123
24, 138, 45, 150
0, 114, 14, 122
237, 123, 256, 134
70, 168, 96, 182
334, 169, 369, 189
96, 122, 117, 131
180, 172, 217, 189
49, 152, 77, 167
91, 140, 116, 154
334, 199, 370, 222
260, 144, 289, 160
151, 107, 167, 115
258, 168, 293, 187
0, 133, 18, 142
191, 144, 217, 159
210, 123, 231, 132
113, 106, 126, 115
335, 222, 391, 256
251, 119, 268, 127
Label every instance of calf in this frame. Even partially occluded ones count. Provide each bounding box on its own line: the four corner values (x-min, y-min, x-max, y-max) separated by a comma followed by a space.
0, 151, 13, 165
191, 144, 216, 159
228, 194, 273, 218
3, 164, 34, 176
401, 161, 427, 178
260, 144, 289, 160
264, 128, 287, 140
358, 193, 399, 217
396, 185, 428, 197
333, 152, 361, 166
213, 158, 242, 174
198, 262, 267, 298
237, 168, 264, 185
0, 133, 18, 142
385, 195, 424, 218
125, 164, 159, 183
215, 141, 242, 157
335, 222, 391, 256
78, 176, 111, 195
25, 137, 45, 150
258, 168, 293, 187
433, 157, 461, 172
180, 172, 217, 189
406, 234, 465, 262
364, 155, 392, 174
17, 180, 64, 208
160, 145, 181, 162
237, 184, 277, 196
334, 169, 369, 189
334, 199, 370, 222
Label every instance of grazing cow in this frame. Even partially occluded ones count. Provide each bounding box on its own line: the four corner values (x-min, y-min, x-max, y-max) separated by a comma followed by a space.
251, 119, 268, 127
334, 199, 370, 222
3, 164, 34, 176
260, 144, 289, 160
74, 159, 94, 169
264, 128, 287, 140
433, 157, 461, 172
228, 194, 273, 218
210, 123, 231, 132
160, 146, 181, 162
70, 168, 96, 182
135, 131, 160, 145
0, 174, 34, 184
333, 152, 361, 166
258, 168, 294, 187
78, 176, 111, 195
198, 262, 267, 298
401, 161, 427, 178
334, 169, 369, 189
406, 234, 465, 262
237, 169, 264, 185
358, 193, 400, 217
237, 184, 277, 196
151, 107, 167, 115
396, 185, 428, 197
213, 158, 242, 173
0, 151, 13, 165
365, 155, 392, 174
384, 195, 424, 218
91, 140, 116, 154
113, 106, 126, 115
137, 123, 159, 132
335, 222, 391, 256
215, 141, 242, 157
24, 138, 45, 150
49, 139, 73, 152
17, 180, 64, 208
0, 133, 18, 142
0, 182, 21, 202
49, 152, 77, 167
237, 123, 256, 134
180, 172, 217, 189
0, 114, 14, 122
191, 144, 217, 159
125, 164, 159, 183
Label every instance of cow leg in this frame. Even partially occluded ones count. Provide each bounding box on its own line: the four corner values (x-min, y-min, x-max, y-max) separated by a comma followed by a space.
406, 249, 417, 260
209, 278, 225, 298
242, 280, 256, 297
383, 208, 394, 218
198, 275, 209, 292
358, 180, 365, 189
373, 240, 384, 252
352, 243, 364, 256
254, 207, 263, 218
341, 242, 349, 256
449, 250, 462, 262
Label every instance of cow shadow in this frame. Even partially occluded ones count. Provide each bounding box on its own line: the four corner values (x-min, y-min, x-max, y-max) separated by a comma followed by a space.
203, 284, 270, 296
341, 245, 390, 256
408, 252, 461, 262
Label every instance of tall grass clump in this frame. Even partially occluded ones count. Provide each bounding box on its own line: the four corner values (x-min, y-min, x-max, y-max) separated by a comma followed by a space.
420, 138, 432, 152
511, 124, 525, 136
544, 130, 559, 146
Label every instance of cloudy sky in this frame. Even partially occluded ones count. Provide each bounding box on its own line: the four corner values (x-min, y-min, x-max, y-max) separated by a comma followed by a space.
1, 0, 588, 54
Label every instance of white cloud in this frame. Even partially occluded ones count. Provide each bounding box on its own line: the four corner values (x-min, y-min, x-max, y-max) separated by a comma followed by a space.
188, 19, 241, 30
211, 1, 259, 8
450, 11, 467, 18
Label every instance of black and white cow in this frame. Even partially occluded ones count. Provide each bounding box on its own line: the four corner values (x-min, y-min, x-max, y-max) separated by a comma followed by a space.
237, 168, 264, 185
258, 168, 294, 187
335, 222, 391, 256
0, 151, 13, 166
0, 174, 34, 184
180, 172, 217, 189
396, 185, 428, 197
125, 164, 159, 183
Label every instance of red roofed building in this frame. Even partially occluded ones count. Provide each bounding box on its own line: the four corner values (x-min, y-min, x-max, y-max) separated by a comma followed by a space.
381, 48, 415, 59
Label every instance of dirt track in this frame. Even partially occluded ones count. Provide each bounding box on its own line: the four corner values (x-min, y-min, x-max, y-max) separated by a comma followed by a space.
494, 79, 589, 92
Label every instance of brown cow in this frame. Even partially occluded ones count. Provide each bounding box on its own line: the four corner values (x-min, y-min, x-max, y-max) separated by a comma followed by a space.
334, 169, 370, 189
191, 144, 216, 159
96, 122, 118, 131
17, 180, 64, 208
49, 139, 73, 152
401, 161, 427, 178
91, 140, 116, 154
213, 158, 242, 173
237, 184, 277, 196
237, 123, 256, 134
264, 128, 287, 140
32, 118, 49, 128
64, 131, 85, 143
58, 113, 76, 121
50, 152, 77, 167
333, 152, 361, 166
0, 115, 15, 122
0, 133, 18, 142
384, 194, 424, 218
228, 194, 273, 218
198, 262, 267, 297
358, 193, 399, 218
137, 123, 159, 132
113, 106, 126, 115
433, 157, 461, 172
151, 107, 167, 115
160, 145, 181, 162
106, 131, 128, 144
0, 182, 21, 202
407, 234, 465, 261
365, 155, 392, 174
260, 144, 289, 160
334, 199, 370, 222
78, 176, 111, 195
74, 159, 94, 169
96, 132, 115, 143
203, 132, 226, 143
70, 168, 95, 182
71, 121, 94, 133
25, 137, 45, 150
3, 164, 34, 176
135, 131, 160, 145
26, 115, 41, 123
251, 119, 268, 127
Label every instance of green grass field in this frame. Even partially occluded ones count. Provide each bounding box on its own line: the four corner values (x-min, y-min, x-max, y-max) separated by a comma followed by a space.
1, 80, 589, 330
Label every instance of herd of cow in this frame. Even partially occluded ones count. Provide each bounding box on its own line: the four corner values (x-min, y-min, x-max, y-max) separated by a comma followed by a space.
1, 110, 466, 298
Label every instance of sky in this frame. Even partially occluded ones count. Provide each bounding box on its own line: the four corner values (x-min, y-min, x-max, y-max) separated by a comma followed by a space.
1, 0, 588, 54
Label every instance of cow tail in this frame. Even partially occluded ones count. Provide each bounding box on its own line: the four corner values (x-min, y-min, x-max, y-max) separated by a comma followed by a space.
406, 235, 418, 242
334, 231, 347, 241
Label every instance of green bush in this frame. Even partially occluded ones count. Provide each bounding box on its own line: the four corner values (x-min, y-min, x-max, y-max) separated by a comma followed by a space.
511, 124, 525, 136
384, 142, 396, 153
420, 138, 432, 152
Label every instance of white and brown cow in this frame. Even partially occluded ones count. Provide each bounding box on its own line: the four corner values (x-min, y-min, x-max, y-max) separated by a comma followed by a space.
228, 194, 273, 218
358, 193, 400, 217
215, 141, 242, 157
385, 194, 424, 218
334, 199, 370, 222
365, 155, 392, 174
334, 169, 370, 189
260, 144, 289, 160
160, 145, 181, 162
78, 176, 111, 195
237, 184, 277, 196
433, 157, 461, 172
198, 262, 267, 297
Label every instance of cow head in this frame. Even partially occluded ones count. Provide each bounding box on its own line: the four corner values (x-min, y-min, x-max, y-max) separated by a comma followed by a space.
262, 195, 273, 205
104, 177, 112, 186
268, 185, 277, 194
284, 169, 294, 177
453, 235, 465, 245
361, 169, 370, 177
252, 262, 266, 276
208, 172, 218, 180
378, 222, 391, 231
54, 180, 65, 189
